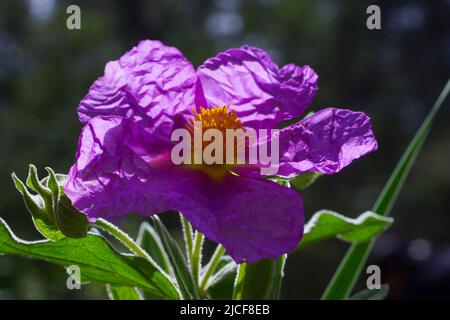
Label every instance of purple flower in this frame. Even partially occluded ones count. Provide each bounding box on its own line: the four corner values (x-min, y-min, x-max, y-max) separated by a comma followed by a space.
65, 40, 377, 263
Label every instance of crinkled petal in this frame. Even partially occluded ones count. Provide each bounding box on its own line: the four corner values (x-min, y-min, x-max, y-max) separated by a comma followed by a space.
78, 40, 197, 124
277, 108, 378, 177
197, 45, 318, 129
64, 115, 186, 220
173, 173, 304, 263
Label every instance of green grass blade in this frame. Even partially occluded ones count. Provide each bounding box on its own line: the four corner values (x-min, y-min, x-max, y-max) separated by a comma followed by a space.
321, 78, 450, 300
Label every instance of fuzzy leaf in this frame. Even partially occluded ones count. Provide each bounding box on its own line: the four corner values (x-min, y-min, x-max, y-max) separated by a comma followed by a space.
0, 218, 179, 299
233, 255, 286, 300
206, 256, 237, 299
298, 211, 393, 248
152, 216, 199, 300
136, 222, 171, 274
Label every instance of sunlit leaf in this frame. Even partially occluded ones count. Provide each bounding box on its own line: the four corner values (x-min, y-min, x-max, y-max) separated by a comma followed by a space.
205, 256, 237, 299
152, 216, 199, 300
298, 210, 393, 248
0, 218, 179, 299
136, 222, 171, 274
233, 255, 286, 300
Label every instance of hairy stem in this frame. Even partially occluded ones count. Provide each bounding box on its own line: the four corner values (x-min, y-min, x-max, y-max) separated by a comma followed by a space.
93, 218, 151, 261
180, 214, 194, 259
199, 245, 226, 295
191, 231, 204, 286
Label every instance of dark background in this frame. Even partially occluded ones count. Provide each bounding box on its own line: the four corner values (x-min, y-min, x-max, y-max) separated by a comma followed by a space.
0, 0, 449, 299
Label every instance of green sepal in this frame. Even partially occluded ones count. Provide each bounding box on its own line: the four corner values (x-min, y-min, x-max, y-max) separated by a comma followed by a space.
12, 165, 88, 240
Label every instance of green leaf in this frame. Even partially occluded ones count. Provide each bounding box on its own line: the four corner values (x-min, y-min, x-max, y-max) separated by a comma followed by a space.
206, 257, 237, 300
233, 255, 287, 300
106, 285, 143, 300
152, 216, 199, 300
11, 172, 64, 241
349, 284, 389, 300
273, 178, 290, 187
215, 254, 235, 273
298, 211, 393, 248
272, 172, 322, 190
136, 222, 171, 274
266, 255, 287, 299
0, 217, 179, 299
290, 172, 322, 190
322, 78, 450, 300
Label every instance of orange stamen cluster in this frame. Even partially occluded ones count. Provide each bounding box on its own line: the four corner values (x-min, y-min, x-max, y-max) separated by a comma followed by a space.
186, 105, 243, 134
185, 106, 246, 178
186, 105, 245, 156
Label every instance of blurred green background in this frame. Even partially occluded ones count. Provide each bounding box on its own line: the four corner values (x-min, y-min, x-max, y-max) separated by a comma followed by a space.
0, 0, 449, 299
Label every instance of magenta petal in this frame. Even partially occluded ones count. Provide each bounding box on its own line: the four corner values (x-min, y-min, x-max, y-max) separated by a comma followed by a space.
173, 174, 304, 263
64, 115, 182, 219
278, 108, 378, 177
78, 40, 197, 124
197, 45, 318, 129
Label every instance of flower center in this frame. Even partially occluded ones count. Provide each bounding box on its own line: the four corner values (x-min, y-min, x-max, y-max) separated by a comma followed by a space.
185, 105, 244, 179
186, 105, 243, 134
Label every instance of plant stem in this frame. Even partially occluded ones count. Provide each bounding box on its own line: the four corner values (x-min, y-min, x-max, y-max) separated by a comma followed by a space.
93, 218, 151, 261
180, 214, 194, 259
191, 231, 204, 286
199, 245, 226, 295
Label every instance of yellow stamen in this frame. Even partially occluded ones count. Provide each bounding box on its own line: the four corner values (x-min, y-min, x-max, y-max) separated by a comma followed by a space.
185, 105, 245, 179
186, 105, 243, 135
